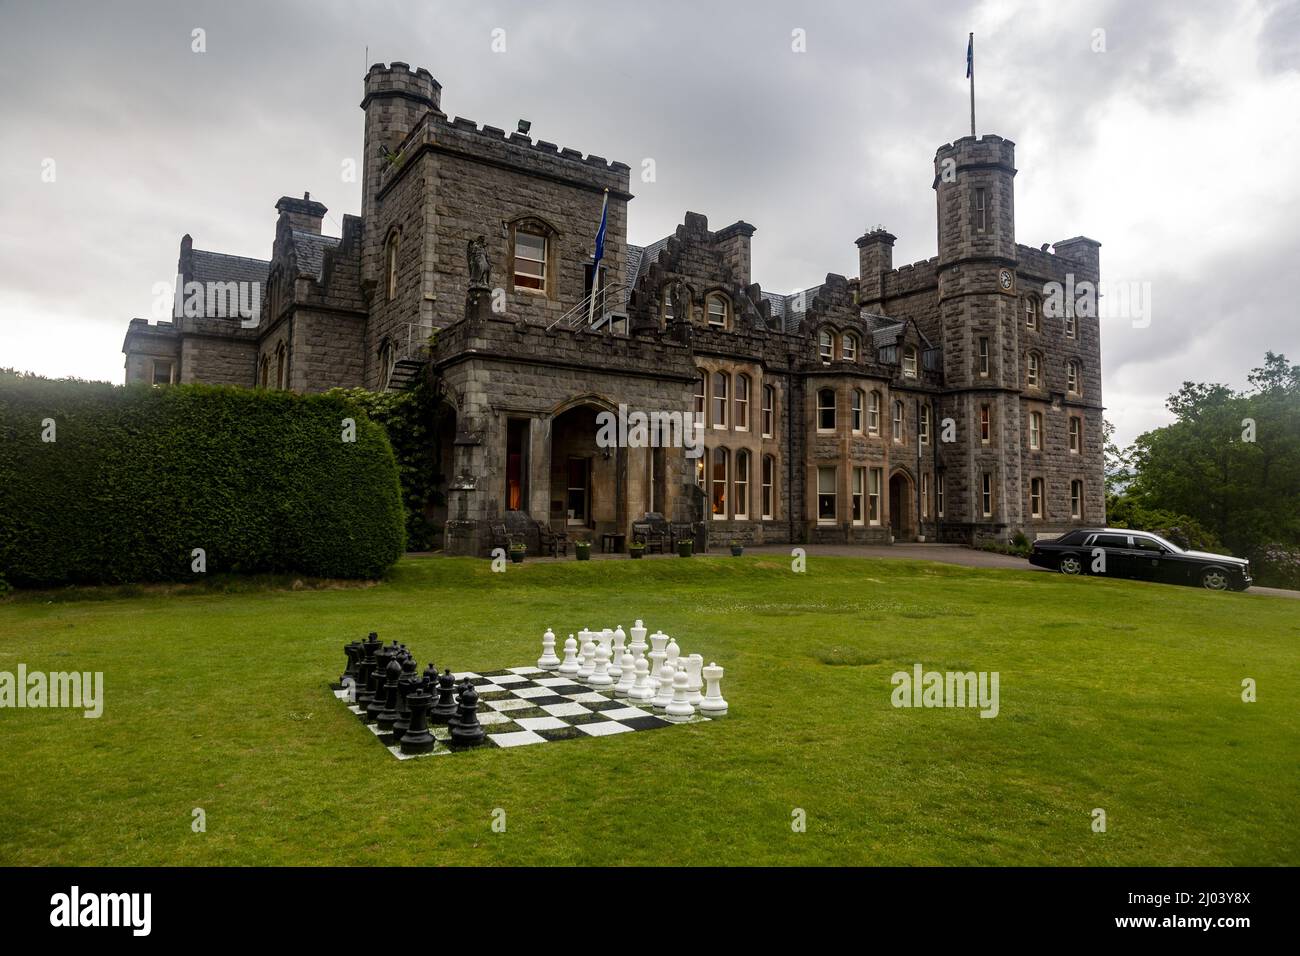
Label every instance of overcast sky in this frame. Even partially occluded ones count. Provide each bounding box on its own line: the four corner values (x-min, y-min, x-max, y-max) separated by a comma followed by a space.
1, 0, 1297, 445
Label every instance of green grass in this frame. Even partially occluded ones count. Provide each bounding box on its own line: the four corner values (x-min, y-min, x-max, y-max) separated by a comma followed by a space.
0, 554, 1296, 866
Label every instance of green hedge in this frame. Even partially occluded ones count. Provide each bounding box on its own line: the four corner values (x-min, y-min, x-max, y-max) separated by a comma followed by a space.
0, 373, 406, 587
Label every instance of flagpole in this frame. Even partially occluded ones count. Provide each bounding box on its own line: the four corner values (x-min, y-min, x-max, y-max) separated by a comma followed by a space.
968, 33, 975, 136
587, 188, 609, 327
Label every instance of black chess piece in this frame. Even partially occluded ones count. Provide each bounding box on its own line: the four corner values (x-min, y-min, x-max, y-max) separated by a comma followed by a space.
355, 636, 381, 711
449, 685, 485, 747
431, 670, 458, 724
448, 678, 473, 732
396, 656, 418, 713
376, 658, 403, 731
365, 647, 397, 723
422, 662, 438, 690
399, 690, 437, 756
392, 673, 419, 738
342, 640, 362, 686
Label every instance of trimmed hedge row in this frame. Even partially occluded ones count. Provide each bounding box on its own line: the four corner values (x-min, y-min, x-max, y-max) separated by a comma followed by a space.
0, 374, 406, 587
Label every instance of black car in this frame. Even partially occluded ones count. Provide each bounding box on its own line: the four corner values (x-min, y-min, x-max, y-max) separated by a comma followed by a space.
1028, 528, 1252, 591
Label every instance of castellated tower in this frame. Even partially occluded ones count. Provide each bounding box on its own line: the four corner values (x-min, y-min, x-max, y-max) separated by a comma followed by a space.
933, 134, 1022, 536
360, 63, 441, 291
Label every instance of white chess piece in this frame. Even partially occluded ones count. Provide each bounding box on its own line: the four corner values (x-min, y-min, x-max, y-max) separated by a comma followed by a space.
665, 638, 680, 674
699, 662, 728, 716
652, 661, 675, 712
558, 636, 580, 676
649, 630, 669, 659
588, 643, 614, 688
665, 665, 695, 723
647, 647, 667, 691
629, 621, 649, 663
628, 657, 654, 703
578, 632, 597, 681
614, 651, 637, 697
537, 627, 561, 670
685, 654, 704, 706
599, 628, 614, 657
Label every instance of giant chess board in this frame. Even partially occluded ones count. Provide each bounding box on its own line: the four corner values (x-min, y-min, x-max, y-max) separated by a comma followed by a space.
332, 666, 711, 760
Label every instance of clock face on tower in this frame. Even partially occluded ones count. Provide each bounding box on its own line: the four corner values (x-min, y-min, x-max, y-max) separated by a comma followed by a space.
998, 268, 1014, 293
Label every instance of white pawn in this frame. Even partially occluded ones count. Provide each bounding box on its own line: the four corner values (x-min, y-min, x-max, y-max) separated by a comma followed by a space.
612, 625, 628, 662
665, 638, 680, 674
588, 643, 614, 688
652, 661, 675, 712
628, 657, 655, 703
578, 632, 597, 681
537, 627, 561, 670
685, 654, 704, 706
558, 636, 580, 676
665, 665, 695, 723
614, 652, 637, 697
699, 662, 728, 717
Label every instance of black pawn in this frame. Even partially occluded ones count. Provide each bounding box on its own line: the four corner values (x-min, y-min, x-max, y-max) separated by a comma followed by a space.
448, 678, 473, 732
422, 662, 438, 690
431, 670, 458, 724
392, 673, 419, 738
366, 648, 396, 723
450, 685, 485, 747
354, 638, 380, 711
399, 690, 437, 755
376, 658, 403, 731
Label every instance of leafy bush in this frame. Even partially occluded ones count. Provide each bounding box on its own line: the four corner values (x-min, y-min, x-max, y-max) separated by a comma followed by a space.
328, 376, 448, 552
1106, 495, 1224, 553
0, 372, 405, 587
1248, 544, 1300, 590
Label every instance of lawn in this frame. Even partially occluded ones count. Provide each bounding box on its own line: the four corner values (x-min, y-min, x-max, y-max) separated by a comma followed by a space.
0, 554, 1295, 866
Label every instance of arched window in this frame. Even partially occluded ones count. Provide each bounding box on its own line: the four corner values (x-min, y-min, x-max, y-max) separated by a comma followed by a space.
851, 389, 865, 432
1026, 352, 1042, 388
1069, 415, 1083, 454
711, 447, 728, 518
869, 390, 881, 433
818, 329, 834, 363
734, 374, 750, 431
711, 372, 728, 428
762, 384, 775, 437
892, 400, 904, 442
734, 450, 750, 519
903, 346, 918, 378
378, 339, 394, 390
1067, 360, 1081, 394
1025, 295, 1039, 331
817, 388, 836, 431
258, 355, 270, 389
385, 231, 400, 301
706, 293, 728, 328
762, 455, 775, 519
1071, 479, 1084, 519
1029, 411, 1043, 450
275, 344, 287, 390
842, 333, 858, 362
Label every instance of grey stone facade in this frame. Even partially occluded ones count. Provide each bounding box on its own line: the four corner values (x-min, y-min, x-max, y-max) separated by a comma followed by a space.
122, 62, 1105, 555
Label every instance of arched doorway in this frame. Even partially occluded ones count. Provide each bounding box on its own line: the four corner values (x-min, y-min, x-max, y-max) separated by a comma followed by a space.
550, 400, 623, 539
889, 471, 915, 541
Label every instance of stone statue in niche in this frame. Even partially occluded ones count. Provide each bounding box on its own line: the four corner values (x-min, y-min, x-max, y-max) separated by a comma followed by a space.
467, 236, 491, 290
669, 279, 690, 326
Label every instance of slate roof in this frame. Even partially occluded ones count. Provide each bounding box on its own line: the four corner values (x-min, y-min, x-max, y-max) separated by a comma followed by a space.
190, 249, 269, 286
291, 231, 341, 280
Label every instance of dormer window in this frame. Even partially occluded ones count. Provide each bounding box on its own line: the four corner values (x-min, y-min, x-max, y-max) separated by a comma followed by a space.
818, 330, 834, 363
903, 346, 918, 378
513, 230, 547, 292
842, 333, 858, 362
706, 293, 728, 328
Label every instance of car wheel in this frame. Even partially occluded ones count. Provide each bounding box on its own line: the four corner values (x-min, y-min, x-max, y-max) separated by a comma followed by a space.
1058, 554, 1083, 575
1200, 568, 1230, 591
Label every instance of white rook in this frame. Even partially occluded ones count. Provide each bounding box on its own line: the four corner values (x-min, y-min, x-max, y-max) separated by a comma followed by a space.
699, 662, 728, 717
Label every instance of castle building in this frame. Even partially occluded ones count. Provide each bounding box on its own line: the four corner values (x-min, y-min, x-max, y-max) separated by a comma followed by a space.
122, 62, 1105, 555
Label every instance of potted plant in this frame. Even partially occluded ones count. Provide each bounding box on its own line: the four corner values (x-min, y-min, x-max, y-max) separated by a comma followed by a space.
677, 539, 693, 558
629, 541, 646, 560
575, 540, 592, 561
509, 543, 526, 564
730, 540, 744, 557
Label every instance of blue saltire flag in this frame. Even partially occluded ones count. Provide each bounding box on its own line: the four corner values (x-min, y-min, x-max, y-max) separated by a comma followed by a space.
966, 34, 973, 78
593, 189, 609, 266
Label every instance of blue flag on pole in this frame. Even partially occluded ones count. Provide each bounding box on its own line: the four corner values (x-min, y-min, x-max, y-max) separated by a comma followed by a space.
966, 34, 973, 78
593, 190, 609, 266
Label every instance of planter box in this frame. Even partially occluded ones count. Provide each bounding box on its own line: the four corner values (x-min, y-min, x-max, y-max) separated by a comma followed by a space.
678, 541, 693, 557
629, 548, 645, 560
575, 545, 592, 562
509, 550, 525, 564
